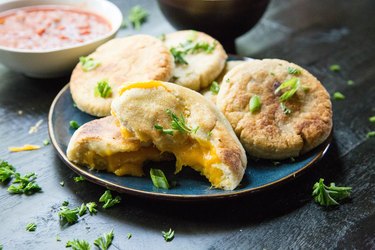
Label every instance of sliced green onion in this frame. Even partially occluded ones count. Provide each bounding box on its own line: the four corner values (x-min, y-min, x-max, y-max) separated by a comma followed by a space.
249, 95, 261, 113
150, 168, 169, 189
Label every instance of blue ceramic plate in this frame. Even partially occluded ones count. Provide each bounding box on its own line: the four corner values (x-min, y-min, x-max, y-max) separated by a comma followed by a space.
49, 84, 330, 201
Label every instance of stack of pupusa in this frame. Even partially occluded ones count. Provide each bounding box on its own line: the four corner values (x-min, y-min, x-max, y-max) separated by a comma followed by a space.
68, 30, 248, 190
67, 30, 332, 190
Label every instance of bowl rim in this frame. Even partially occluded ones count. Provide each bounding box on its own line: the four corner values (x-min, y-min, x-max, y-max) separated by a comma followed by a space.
0, 0, 123, 54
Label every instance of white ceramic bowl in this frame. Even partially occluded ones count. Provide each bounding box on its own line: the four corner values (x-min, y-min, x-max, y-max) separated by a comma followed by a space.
0, 0, 122, 78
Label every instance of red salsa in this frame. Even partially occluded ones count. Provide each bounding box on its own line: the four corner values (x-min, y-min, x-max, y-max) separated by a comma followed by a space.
0, 5, 111, 50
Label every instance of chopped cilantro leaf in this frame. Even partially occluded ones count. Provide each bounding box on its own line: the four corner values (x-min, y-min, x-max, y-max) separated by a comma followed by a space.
99, 190, 121, 209
127, 233, 132, 239
369, 116, 375, 123
94, 229, 114, 250
66, 239, 91, 250
128, 5, 148, 30
0, 160, 15, 183
312, 178, 352, 206
7, 172, 41, 195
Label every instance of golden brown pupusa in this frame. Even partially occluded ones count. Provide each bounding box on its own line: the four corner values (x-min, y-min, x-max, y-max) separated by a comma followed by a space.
164, 30, 227, 91
111, 81, 247, 190
67, 116, 170, 177
217, 59, 332, 159
70, 35, 174, 117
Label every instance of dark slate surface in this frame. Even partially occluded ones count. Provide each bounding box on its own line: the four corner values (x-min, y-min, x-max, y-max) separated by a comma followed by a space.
0, 0, 374, 249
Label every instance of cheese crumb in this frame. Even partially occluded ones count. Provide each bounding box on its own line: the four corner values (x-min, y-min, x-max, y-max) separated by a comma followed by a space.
29, 119, 43, 134
8, 144, 41, 152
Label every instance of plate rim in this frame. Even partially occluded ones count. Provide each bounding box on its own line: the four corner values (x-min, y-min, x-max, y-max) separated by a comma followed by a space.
48, 84, 331, 201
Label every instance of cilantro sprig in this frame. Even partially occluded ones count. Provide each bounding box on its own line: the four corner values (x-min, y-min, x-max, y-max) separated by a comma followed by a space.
0, 160, 15, 182
162, 228, 175, 242
99, 190, 121, 209
94, 229, 114, 250
128, 5, 148, 30
73, 176, 85, 182
79, 57, 100, 72
170, 39, 217, 65
8, 172, 41, 195
0, 160, 41, 195
66, 239, 91, 250
150, 168, 170, 189
59, 201, 97, 225
312, 178, 352, 206
154, 109, 198, 136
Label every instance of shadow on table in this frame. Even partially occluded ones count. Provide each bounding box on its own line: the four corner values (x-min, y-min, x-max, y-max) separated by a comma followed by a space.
54, 139, 343, 233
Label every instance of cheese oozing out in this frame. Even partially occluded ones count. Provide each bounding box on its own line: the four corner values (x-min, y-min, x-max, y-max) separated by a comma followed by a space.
117, 81, 225, 188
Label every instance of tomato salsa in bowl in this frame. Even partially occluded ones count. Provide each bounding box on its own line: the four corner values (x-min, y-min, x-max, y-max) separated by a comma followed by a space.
0, 0, 122, 78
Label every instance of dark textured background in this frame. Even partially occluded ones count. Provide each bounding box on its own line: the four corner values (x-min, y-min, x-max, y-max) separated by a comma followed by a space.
0, 0, 374, 249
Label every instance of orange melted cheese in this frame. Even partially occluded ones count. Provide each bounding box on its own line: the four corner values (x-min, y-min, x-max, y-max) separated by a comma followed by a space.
118, 81, 166, 96
165, 138, 224, 187
82, 146, 161, 177
115, 80, 225, 187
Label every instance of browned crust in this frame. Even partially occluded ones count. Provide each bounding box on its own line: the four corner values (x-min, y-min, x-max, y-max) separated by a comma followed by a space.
70, 35, 174, 117
217, 59, 332, 159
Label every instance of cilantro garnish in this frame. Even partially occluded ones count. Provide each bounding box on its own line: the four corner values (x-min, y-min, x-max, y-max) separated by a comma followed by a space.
95, 80, 112, 98
25, 222, 37, 232
66, 239, 91, 250
99, 190, 121, 209
347, 80, 354, 85
170, 47, 188, 65
70, 120, 80, 129
94, 229, 114, 250
127, 233, 132, 239
8, 172, 41, 195
312, 178, 352, 206
73, 176, 85, 182
369, 116, 375, 123
128, 5, 148, 30
162, 228, 175, 242
170, 39, 217, 65
150, 168, 170, 189
155, 109, 198, 135
210, 81, 220, 95
249, 95, 261, 113
287, 67, 302, 75
275, 78, 300, 102
367, 131, 375, 138
0, 160, 15, 183
79, 57, 100, 72
59, 205, 79, 225
86, 202, 97, 215
333, 92, 345, 100
78, 203, 87, 217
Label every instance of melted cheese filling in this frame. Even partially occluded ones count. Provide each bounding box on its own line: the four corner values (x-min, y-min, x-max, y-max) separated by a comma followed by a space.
119, 81, 166, 95
163, 138, 224, 188
81, 146, 162, 177
117, 80, 225, 187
